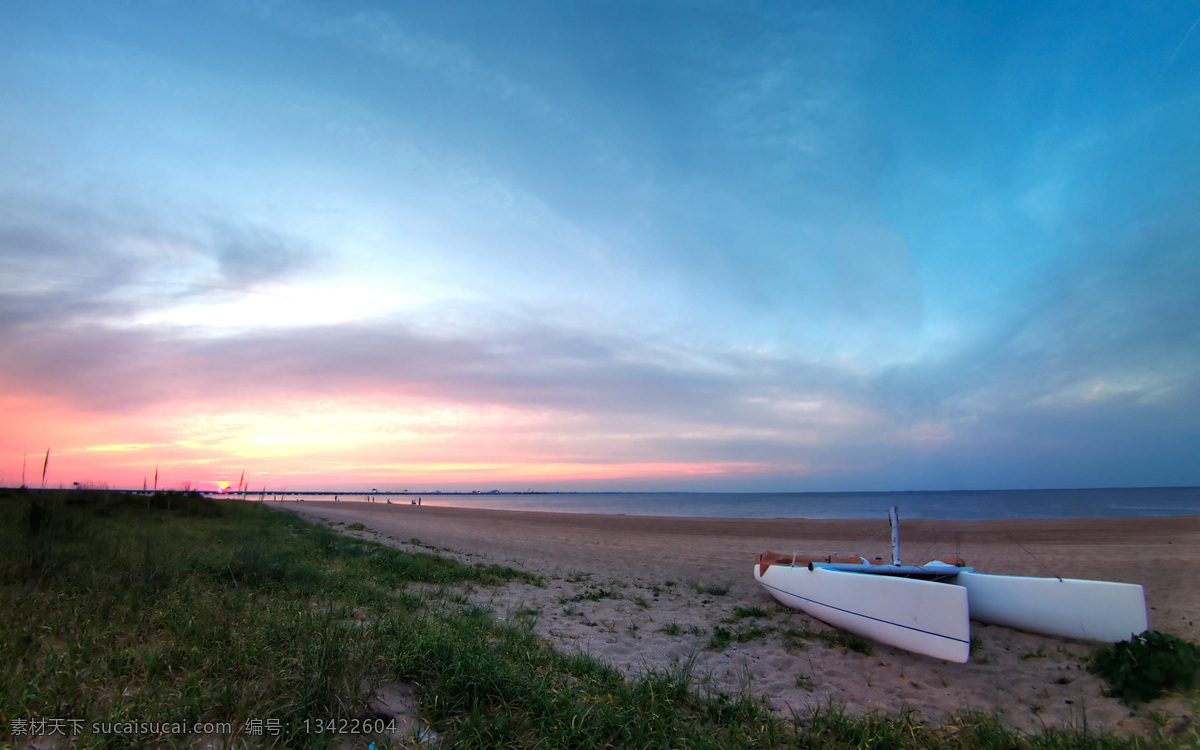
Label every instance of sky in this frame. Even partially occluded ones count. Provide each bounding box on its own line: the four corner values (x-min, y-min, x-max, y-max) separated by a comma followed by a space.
1, 1, 1199, 493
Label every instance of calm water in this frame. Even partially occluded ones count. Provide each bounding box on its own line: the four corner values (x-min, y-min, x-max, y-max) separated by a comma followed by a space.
271, 487, 1200, 520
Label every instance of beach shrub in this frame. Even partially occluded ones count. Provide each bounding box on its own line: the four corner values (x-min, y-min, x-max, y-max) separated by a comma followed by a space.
1090, 631, 1200, 704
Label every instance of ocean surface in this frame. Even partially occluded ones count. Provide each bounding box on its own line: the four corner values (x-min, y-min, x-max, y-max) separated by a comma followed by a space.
267, 487, 1200, 521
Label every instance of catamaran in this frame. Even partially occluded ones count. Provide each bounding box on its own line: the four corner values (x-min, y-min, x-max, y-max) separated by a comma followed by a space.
753, 508, 1148, 663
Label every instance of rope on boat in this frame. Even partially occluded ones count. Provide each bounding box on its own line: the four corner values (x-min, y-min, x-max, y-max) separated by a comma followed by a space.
913, 537, 938, 568
1004, 530, 1064, 582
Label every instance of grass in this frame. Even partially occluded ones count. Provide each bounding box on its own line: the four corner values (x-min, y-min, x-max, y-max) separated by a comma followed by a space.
782, 623, 874, 656
691, 581, 730, 597
562, 586, 621, 603
709, 625, 734, 651
1, 488, 1184, 749
732, 604, 769, 619
708, 623, 777, 650
971, 637, 990, 664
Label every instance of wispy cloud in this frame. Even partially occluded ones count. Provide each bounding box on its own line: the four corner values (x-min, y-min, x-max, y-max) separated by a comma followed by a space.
207, 220, 313, 288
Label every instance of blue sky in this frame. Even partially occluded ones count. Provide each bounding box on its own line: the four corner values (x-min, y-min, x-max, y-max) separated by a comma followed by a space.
1, 1, 1198, 492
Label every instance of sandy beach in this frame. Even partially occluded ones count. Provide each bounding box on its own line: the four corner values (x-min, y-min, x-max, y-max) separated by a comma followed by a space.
277, 501, 1200, 738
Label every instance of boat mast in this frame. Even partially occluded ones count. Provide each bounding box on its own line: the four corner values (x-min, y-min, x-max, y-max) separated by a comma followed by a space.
889, 506, 901, 565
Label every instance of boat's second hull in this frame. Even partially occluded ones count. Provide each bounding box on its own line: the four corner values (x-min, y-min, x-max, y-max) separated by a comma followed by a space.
955, 571, 1147, 642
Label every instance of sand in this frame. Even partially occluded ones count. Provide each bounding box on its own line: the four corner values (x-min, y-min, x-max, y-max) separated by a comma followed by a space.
277, 501, 1200, 739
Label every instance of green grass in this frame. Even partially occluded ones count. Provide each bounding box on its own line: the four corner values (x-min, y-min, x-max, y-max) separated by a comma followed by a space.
708, 623, 777, 650
782, 623, 874, 656
709, 625, 734, 651
0, 488, 1184, 749
732, 604, 769, 619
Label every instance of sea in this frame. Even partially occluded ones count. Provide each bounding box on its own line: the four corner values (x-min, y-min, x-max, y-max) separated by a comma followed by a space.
264, 487, 1200, 521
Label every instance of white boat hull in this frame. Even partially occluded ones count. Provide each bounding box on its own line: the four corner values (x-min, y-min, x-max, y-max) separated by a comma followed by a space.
955, 570, 1147, 642
755, 562, 971, 663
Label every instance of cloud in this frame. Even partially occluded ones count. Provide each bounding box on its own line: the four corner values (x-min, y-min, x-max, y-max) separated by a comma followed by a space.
207, 220, 312, 287
999, 205, 1200, 404
0, 194, 325, 333
4, 279, 1197, 490
0, 195, 172, 329
0, 297, 851, 433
